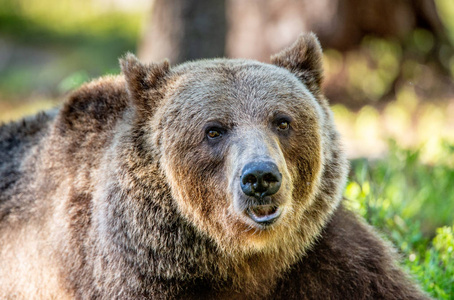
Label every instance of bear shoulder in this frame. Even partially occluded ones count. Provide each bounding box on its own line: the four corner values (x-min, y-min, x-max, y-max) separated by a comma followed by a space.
273, 205, 429, 299
0, 111, 56, 204
56, 75, 129, 135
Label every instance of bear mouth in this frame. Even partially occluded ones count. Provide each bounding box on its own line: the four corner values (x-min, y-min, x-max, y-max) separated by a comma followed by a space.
246, 205, 281, 225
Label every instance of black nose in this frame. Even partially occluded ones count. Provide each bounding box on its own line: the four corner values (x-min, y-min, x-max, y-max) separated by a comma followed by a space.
240, 161, 282, 199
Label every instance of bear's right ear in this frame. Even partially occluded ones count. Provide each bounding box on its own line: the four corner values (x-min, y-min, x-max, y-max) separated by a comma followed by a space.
120, 53, 170, 115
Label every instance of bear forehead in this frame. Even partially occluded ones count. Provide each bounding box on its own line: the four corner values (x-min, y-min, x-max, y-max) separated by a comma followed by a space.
164, 59, 319, 119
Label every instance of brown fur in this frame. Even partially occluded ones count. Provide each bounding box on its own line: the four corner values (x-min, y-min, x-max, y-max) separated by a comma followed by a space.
0, 33, 428, 299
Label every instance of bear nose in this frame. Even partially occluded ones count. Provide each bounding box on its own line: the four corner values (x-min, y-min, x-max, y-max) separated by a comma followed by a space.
240, 161, 282, 199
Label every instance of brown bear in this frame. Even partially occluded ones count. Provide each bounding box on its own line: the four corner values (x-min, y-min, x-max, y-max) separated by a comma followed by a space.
0, 33, 428, 299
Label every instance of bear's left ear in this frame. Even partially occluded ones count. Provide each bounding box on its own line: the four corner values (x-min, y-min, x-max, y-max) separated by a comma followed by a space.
120, 53, 170, 115
271, 33, 323, 94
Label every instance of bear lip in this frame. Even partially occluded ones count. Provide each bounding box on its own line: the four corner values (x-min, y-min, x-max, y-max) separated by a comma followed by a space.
246, 205, 281, 225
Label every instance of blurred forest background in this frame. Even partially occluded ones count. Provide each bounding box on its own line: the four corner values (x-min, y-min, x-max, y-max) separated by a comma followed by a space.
0, 0, 453, 298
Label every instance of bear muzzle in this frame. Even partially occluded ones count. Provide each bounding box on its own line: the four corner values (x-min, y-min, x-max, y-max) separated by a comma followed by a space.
240, 161, 283, 225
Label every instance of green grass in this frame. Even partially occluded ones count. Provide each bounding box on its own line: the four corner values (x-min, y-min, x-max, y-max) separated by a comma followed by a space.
345, 141, 454, 299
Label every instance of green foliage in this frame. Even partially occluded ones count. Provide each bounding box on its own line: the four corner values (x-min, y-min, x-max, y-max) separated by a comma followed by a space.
436, 0, 454, 44
345, 141, 454, 298
0, 0, 144, 98
407, 226, 454, 299
345, 38, 402, 102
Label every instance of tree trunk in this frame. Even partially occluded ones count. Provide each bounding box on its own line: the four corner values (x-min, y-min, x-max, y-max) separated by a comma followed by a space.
138, 0, 226, 64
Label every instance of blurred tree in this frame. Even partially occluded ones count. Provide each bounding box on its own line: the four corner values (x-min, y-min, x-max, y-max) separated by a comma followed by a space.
308, 0, 448, 51
139, 0, 454, 106
138, 0, 226, 63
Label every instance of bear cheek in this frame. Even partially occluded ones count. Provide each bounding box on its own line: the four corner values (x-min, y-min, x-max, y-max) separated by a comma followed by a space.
287, 131, 323, 208
161, 140, 231, 234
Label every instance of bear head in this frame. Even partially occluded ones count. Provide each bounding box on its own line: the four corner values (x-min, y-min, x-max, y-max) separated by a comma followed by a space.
120, 33, 348, 259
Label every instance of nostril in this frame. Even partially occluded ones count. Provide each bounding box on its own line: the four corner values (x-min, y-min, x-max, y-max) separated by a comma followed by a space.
263, 173, 278, 183
243, 174, 257, 185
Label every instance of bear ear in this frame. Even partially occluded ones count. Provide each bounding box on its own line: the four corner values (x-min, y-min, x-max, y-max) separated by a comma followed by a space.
120, 53, 170, 114
271, 33, 323, 93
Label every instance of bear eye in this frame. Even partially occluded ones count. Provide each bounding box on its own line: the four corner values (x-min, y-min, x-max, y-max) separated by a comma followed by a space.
276, 118, 291, 131
206, 127, 224, 140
